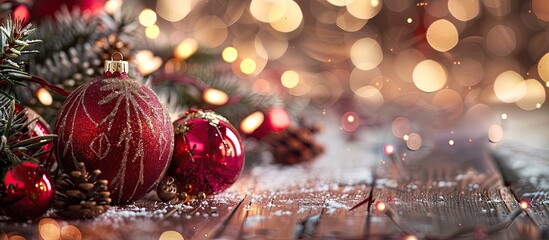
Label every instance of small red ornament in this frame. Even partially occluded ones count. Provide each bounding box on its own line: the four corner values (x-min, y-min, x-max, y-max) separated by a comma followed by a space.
0, 162, 54, 220
14, 105, 55, 165
54, 56, 174, 203
242, 108, 290, 139
168, 109, 245, 195
30, 0, 106, 22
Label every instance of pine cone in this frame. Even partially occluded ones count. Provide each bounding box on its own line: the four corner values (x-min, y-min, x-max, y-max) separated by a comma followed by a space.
266, 117, 324, 165
96, 34, 132, 63
54, 162, 111, 219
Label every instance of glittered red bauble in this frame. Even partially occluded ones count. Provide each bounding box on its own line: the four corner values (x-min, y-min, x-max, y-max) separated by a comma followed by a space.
0, 162, 54, 220
30, 0, 106, 22
168, 110, 245, 195
14, 104, 55, 164
54, 72, 174, 204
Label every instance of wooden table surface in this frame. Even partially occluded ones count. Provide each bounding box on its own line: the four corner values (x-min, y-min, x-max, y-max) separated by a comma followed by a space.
1, 108, 548, 240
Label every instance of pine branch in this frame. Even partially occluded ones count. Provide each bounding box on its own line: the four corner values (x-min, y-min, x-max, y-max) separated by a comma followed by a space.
0, 17, 41, 97
15, 8, 143, 121
0, 94, 56, 180
152, 61, 283, 124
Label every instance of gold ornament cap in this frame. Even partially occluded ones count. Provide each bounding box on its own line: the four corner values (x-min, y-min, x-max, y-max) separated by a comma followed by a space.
104, 52, 129, 74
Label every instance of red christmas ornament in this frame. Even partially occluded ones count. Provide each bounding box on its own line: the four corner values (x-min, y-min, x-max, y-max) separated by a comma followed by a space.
241, 108, 291, 139
0, 162, 54, 220
14, 105, 55, 165
30, 0, 106, 22
168, 109, 245, 195
54, 57, 174, 204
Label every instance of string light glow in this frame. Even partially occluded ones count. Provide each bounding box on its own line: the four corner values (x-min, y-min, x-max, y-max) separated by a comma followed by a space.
104, 0, 122, 15
413, 60, 447, 92
138, 9, 157, 27
240, 58, 257, 74
494, 70, 526, 103
222, 47, 239, 63
538, 52, 549, 84
175, 39, 199, 60
350, 38, 383, 70
240, 111, 265, 134
281, 70, 300, 88
159, 231, 185, 240
145, 24, 160, 39
426, 19, 459, 52
36, 87, 53, 106
203, 88, 229, 105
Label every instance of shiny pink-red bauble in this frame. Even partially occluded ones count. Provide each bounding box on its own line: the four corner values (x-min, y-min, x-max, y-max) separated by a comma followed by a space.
54, 73, 174, 203
0, 162, 54, 220
14, 104, 55, 165
168, 110, 244, 195
30, 0, 105, 22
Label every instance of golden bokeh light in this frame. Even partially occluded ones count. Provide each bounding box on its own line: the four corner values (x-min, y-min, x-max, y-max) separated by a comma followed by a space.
406, 133, 422, 151
532, 0, 549, 21
426, 19, 459, 52
355, 85, 384, 110
60, 225, 82, 240
516, 79, 546, 110
139, 9, 157, 27
448, 139, 455, 146
145, 24, 160, 39
350, 38, 383, 70
412, 60, 447, 92
336, 11, 368, 32
486, 25, 516, 56
194, 16, 228, 48
493, 70, 526, 103
104, 0, 122, 15
175, 39, 199, 60
346, 0, 383, 20
501, 113, 508, 120
159, 231, 185, 240
327, 0, 353, 7
39, 218, 60, 240
538, 52, 549, 83
270, 0, 303, 33
448, 0, 480, 21
240, 111, 265, 134
404, 235, 419, 240
203, 88, 229, 105
222, 47, 239, 63
240, 58, 257, 74
134, 50, 163, 75
156, 0, 194, 22
36, 87, 53, 106
488, 124, 503, 143
281, 70, 299, 88
392, 116, 411, 138
249, 0, 288, 23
